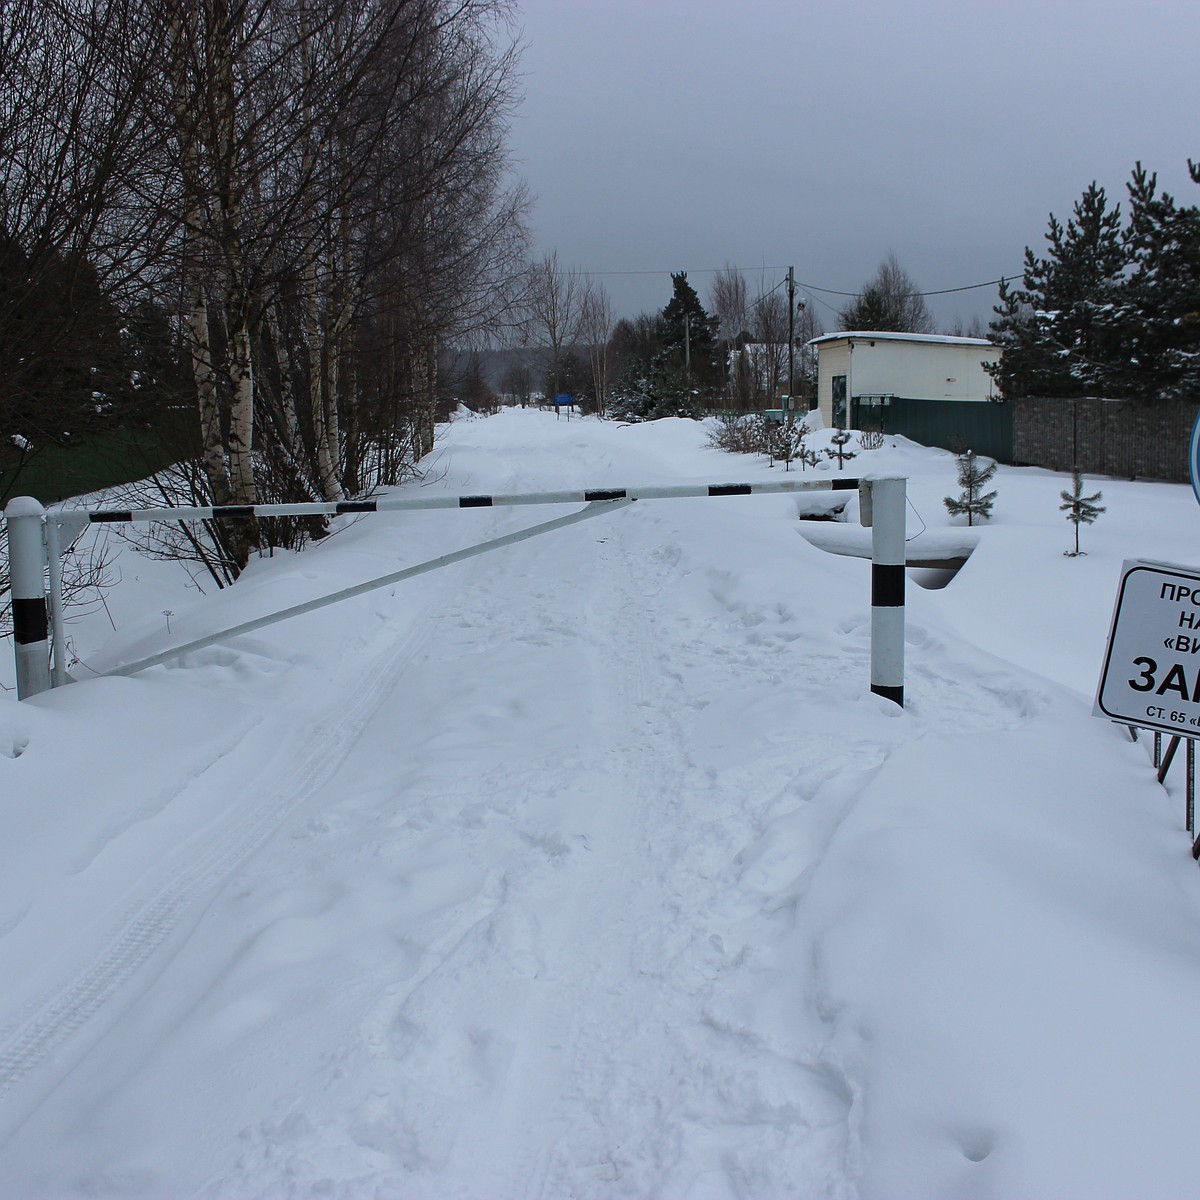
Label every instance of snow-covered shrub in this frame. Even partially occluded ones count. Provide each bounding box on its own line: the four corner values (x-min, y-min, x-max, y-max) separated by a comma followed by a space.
707, 414, 763, 454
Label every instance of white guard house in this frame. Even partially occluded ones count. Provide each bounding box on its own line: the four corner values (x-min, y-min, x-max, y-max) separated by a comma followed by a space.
809, 331, 1008, 460
812, 331, 998, 425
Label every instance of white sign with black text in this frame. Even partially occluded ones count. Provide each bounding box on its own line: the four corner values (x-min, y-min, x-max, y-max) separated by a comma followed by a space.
1095, 559, 1200, 735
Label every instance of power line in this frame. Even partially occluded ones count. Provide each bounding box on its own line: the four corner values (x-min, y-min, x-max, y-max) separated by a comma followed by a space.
749, 276, 789, 305
580, 265, 788, 277
575, 265, 1015, 300
793, 275, 1013, 299
919, 277, 1013, 297
797, 288, 843, 318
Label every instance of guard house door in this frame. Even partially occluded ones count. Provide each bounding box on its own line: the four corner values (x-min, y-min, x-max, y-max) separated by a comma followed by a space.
832, 374, 847, 428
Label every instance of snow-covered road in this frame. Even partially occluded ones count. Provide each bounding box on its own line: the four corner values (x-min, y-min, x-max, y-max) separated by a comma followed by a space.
4, 410, 1200, 1198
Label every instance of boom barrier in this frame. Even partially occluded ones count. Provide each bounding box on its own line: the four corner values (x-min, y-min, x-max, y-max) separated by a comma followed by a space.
3, 476, 906, 705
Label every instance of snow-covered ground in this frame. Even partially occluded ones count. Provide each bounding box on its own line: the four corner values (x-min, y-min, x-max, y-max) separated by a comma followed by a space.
2, 408, 1200, 1198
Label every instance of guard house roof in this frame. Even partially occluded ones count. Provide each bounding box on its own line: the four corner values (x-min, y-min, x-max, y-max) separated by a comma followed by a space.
808, 331, 996, 348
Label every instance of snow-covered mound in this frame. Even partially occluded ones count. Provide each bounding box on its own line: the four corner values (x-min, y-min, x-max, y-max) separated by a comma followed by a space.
2, 409, 1199, 1198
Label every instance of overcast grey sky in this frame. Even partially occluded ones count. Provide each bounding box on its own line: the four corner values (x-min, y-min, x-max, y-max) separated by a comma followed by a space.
506, 0, 1200, 334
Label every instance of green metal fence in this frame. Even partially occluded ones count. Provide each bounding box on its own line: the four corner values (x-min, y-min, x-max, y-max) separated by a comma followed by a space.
852, 396, 1013, 463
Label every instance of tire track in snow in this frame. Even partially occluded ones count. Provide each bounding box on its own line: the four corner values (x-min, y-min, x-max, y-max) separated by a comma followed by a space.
0, 515, 501, 1138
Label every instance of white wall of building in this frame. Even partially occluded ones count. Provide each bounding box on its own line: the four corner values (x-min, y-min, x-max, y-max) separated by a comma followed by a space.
815, 341, 850, 427
814, 334, 1001, 427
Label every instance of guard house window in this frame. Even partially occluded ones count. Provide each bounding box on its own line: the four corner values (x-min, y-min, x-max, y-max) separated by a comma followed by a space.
832, 375, 847, 428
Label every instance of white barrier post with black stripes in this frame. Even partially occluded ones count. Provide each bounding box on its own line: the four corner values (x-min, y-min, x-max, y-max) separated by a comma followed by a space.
5, 496, 52, 700
868, 477, 906, 706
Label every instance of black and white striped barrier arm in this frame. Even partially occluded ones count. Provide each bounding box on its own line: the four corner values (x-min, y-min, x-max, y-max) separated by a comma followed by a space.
68, 478, 862, 524
9, 475, 904, 700
104, 499, 637, 680
868, 477, 906, 707
4, 497, 51, 700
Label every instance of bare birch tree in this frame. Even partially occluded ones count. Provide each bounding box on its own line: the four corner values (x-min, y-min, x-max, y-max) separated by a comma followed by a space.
709, 264, 750, 407
709, 265, 750, 343
2, 0, 528, 582
579, 280, 614, 416
528, 250, 584, 401
839, 251, 933, 333
748, 289, 790, 404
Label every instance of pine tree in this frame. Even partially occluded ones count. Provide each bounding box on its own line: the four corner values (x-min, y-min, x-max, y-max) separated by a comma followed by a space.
944, 450, 998, 525
986, 182, 1126, 399
1059, 469, 1105, 556
659, 272, 719, 388
825, 429, 857, 469
610, 277, 723, 420
1093, 163, 1200, 403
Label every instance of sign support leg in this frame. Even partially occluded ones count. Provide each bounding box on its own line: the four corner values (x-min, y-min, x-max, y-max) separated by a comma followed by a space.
1157, 735, 1181, 785
1188, 738, 1195, 834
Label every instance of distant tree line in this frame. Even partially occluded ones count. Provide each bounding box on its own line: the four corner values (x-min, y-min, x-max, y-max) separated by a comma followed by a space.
1, 0, 528, 576
988, 161, 1200, 404
514, 262, 823, 422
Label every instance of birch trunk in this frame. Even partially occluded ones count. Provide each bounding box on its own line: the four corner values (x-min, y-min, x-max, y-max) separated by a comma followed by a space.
307, 285, 344, 501
294, 0, 343, 503
188, 264, 233, 508
211, 0, 255, 567
264, 301, 303, 460
342, 330, 360, 495
171, 9, 233, 512
224, 271, 255, 507
412, 337, 437, 460
318, 203, 357, 495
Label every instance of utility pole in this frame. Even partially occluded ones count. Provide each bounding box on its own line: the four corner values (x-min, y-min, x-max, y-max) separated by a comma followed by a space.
787, 266, 795, 418
684, 312, 691, 383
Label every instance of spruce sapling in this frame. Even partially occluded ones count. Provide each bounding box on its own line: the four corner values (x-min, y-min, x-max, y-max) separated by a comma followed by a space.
1060, 468, 1105, 556
749, 415, 769, 459
763, 421, 780, 466
825, 429, 857, 468
944, 449, 998, 526
773, 421, 804, 471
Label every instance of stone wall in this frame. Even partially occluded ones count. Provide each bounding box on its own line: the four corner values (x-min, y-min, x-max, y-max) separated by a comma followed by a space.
1013, 397, 1199, 482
